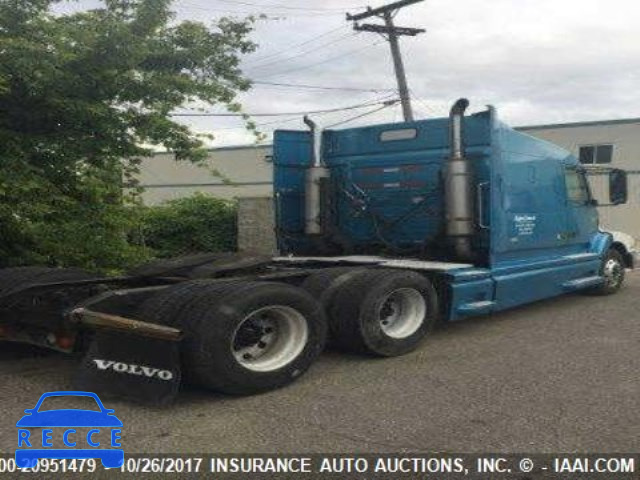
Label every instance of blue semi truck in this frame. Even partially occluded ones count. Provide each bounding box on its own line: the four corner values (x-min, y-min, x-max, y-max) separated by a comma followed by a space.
0, 99, 635, 402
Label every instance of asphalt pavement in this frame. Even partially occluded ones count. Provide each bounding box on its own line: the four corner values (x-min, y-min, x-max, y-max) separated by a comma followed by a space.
1, 272, 638, 454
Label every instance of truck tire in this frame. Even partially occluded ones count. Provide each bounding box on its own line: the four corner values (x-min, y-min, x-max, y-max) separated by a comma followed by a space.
301, 267, 368, 300
300, 267, 369, 339
136, 280, 243, 327
140, 281, 328, 395
586, 249, 626, 296
328, 269, 438, 357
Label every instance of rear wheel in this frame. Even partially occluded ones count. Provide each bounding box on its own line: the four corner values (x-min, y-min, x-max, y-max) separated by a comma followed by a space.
136, 279, 242, 327
232, 304, 309, 372
378, 288, 427, 339
301, 267, 369, 300
138, 281, 327, 395
328, 269, 438, 357
301, 267, 369, 341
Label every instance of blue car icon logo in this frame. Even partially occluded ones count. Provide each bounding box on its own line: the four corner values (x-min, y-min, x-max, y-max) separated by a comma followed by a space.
16, 391, 123, 469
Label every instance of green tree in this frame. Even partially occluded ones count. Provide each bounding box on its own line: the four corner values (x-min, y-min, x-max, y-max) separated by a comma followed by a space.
0, 0, 256, 271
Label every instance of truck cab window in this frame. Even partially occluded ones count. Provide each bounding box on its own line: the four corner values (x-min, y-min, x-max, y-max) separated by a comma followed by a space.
565, 168, 590, 204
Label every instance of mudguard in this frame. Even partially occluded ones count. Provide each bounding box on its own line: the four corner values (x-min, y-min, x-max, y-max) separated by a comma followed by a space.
75, 331, 181, 405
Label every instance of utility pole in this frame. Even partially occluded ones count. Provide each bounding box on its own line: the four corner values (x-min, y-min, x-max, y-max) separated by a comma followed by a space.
347, 0, 425, 122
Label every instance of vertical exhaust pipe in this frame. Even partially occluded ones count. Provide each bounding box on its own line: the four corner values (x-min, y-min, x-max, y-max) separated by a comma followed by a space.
445, 98, 474, 261
303, 116, 329, 235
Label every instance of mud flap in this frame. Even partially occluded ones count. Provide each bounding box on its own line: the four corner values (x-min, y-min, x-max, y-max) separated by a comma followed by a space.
75, 331, 181, 404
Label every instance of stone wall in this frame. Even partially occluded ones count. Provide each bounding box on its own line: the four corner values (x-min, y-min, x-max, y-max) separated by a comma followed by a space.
237, 196, 277, 255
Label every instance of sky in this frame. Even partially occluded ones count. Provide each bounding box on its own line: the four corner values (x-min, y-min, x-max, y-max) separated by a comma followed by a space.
57, 0, 640, 147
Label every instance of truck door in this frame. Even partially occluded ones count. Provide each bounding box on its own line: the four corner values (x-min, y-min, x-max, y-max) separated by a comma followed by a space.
563, 166, 599, 249
491, 159, 601, 311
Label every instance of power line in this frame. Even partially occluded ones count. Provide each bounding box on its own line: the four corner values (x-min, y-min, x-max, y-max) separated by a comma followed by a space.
259, 40, 385, 78
347, 0, 424, 21
347, 0, 425, 121
326, 100, 399, 128
174, 4, 278, 17
250, 80, 393, 93
246, 32, 359, 71
170, 97, 399, 117
214, 0, 363, 12
244, 25, 347, 65
210, 93, 398, 130
408, 88, 438, 117
175, 0, 343, 17
213, 99, 399, 131
214, 116, 303, 130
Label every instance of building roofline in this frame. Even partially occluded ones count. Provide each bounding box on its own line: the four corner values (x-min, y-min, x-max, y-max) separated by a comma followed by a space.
203, 143, 272, 153
148, 118, 640, 155
516, 117, 640, 131
151, 143, 272, 156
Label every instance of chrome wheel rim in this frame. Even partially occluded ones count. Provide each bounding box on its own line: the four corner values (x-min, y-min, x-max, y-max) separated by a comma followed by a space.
603, 258, 623, 289
232, 306, 308, 372
378, 288, 426, 339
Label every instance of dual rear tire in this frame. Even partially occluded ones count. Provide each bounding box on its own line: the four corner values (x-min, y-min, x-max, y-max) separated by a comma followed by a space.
302, 268, 438, 357
137, 268, 437, 395
137, 281, 327, 395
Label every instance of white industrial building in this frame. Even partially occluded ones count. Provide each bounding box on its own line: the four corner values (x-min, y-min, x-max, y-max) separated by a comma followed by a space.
137, 144, 273, 204
138, 117, 640, 249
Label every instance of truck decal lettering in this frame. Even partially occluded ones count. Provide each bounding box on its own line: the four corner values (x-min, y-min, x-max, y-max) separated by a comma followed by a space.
514, 214, 536, 236
92, 359, 174, 381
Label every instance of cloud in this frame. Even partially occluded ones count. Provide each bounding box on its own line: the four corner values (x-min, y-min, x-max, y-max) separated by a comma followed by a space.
59, 0, 640, 146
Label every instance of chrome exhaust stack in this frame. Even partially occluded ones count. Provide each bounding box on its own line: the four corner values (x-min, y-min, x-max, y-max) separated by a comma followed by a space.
303, 116, 329, 235
445, 98, 474, 260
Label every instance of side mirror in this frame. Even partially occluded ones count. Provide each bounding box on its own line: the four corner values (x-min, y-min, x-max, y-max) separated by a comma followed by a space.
609, 169, 628, 205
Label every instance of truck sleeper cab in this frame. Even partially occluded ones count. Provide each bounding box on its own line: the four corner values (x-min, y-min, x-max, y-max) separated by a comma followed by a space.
273, 99, 635, 322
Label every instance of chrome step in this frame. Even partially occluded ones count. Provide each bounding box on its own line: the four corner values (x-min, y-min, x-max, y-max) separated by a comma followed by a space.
457, 300, 496, 315
561, 276, 603, 291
